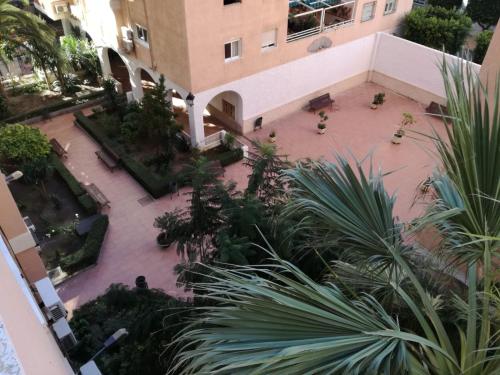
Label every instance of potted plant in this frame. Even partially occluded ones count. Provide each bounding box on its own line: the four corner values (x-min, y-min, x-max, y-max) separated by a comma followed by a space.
269, 130, 276, 143
392, 112, 415, 144
317, 111, 328, 134
156, 232, 173, 248
371, 92, 386, 109
224, 131, 236, 150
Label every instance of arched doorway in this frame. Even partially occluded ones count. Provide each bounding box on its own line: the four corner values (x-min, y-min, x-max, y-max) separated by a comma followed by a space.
138, 68, 156, 94
203, 91, 243, 135
107, 49, 131, 92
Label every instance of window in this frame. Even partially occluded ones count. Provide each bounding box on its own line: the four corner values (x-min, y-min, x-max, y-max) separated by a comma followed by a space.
361, 2, 376, 22
224, 0, 241, 4
261, 29, 277, 51
135, 24, 148, 44
224, 39, 241, 61
384, 0, 397, 14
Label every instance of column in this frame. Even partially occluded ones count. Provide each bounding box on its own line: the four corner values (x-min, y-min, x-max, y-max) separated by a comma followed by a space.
61, 17, 72, 36
188, 101, 205, 149
97, 47, 112, 78
129, 69, 144, 101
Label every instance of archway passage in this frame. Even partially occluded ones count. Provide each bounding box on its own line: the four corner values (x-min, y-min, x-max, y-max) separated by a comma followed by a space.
140, 69, 156, 93
203, 91, 243, 135
107, 49, 131, 92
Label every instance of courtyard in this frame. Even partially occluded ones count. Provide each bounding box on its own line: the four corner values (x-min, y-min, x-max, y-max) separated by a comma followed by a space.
35, 82, 447, 312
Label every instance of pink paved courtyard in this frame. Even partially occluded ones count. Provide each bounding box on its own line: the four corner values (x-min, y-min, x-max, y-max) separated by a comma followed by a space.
35, 82, 446, 312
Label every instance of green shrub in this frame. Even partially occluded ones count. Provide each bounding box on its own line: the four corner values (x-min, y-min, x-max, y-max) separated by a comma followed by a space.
402, 6, 472, 54
61, 215, 108, 274
77, 194, 98, 215
474, 30, 493, 64
212, 148, 244, 167
0, 94, 10, 120
427, 0, 463, 9
49, 153, 86, 196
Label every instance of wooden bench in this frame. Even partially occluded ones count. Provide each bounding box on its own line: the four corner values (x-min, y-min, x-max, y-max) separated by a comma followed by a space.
95, 145, 120, 172
85, 183, 110, 208
308, 93, 335, 113
49, 138, 68, 159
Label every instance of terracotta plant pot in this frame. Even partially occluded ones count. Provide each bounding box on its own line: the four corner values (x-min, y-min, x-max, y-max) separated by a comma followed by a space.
370, 104, 378, 110
269, 136, 276, 143
391, 133, 403, 144
156, 233, 173, 248
318, 128, 326, 134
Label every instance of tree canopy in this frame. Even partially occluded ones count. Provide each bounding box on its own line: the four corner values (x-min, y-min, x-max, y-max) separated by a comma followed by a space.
466, 0, 500, 30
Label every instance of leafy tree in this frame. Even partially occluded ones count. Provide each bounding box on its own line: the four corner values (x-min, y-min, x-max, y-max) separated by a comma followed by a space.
171, 62, 500, 374
69, 284, 194, 375
466, 0, 500, 30
402, 6, 472, 54
0, 123, 50, 172
60, 35, 101, 83
427, 0, 463, 9
473, 30, 494, 63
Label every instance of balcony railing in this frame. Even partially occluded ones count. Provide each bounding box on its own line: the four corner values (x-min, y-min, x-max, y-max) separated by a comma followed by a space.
287, 0, 355, 42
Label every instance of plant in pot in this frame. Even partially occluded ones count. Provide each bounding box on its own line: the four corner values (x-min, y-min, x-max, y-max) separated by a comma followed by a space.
317, 111, 328, 134
269, 130, 277, 143
224, 132, 236, 150
154, 210, 183, 249
371, 92, 386, 109
391, 112, 415, 144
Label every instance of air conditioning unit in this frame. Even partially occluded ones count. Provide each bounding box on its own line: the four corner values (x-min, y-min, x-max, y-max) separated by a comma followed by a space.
55, 4, 68, 14
121, 26, 133, 41
23, 216, 36, 232
34, 278, 67, 322
52, 318, 77, 351
122, 39, 134, 53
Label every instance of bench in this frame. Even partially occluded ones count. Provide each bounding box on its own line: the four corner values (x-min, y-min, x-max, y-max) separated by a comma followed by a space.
50, 138, 68, 159
207, 160, 225, 178
84, 183, 110, 208
95, 145, 120, 172
308, 93, 334, 113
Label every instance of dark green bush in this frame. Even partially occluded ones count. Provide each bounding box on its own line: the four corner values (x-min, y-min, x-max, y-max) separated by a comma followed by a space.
61, 214, 108, 274
473, 30, 493, 64
49, 153, 86, 196
427, 0, 463, 9
77, 194, 98, 215
402, 6, 472, 54
212, 148, 244, 167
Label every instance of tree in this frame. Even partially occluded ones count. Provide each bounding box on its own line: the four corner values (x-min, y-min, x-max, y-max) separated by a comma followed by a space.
402, 6, 472, 54
171, 62, 500, 374
427, 0, 463, 9
0, 124, 50, 172
60, 35, 101, 83
466, 0, 500, 30
69, 284, 194, 375
473, 30, 494, 63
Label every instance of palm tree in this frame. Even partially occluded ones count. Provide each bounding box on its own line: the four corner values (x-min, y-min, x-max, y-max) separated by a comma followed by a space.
170, 61, 500, 374
0, 0, 65, 90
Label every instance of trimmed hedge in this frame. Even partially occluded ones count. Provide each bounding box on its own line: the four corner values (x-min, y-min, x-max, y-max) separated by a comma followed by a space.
212, 148, 244, 167
74, 111, 174, 198
4, 91, 105, 124
49, 153, 97, 214
61, 214, 109, 274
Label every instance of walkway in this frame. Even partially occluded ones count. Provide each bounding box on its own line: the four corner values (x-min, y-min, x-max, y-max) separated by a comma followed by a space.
35, 82, 446, 311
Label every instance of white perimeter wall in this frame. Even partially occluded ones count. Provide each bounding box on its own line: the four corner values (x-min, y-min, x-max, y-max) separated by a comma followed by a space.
372, 33, 481, 100
195, 34, 377, 121
195, 32, 481, 125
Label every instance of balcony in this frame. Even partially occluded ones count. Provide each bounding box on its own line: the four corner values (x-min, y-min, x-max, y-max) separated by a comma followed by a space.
287, 0, 355, 42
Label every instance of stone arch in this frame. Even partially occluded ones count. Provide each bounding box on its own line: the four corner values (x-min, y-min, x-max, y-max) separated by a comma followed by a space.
201, 90, 244, 134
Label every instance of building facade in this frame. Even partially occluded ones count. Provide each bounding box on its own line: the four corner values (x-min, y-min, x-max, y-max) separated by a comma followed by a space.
0, 171, 76, 374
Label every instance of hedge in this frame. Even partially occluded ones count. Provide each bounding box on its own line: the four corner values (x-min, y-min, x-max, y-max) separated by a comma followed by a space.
61, 214, 109, 274
74, 111, 174, 198
49, 153, 97, 214
4, 91, 105, 124
211, 148, 244, 167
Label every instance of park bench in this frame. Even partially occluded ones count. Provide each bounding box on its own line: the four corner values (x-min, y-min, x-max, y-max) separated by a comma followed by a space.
95, 145, 120, 172
50, 138, 68, 159
308, 93, 335, 113
84, 183, 110, 209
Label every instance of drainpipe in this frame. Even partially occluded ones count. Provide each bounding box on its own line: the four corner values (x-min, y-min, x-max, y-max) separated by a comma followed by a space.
368, 32, 381, 82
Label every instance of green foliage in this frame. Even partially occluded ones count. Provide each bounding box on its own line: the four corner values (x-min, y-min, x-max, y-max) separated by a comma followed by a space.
372, 92, 386, 105
102, 78, 126, 114
49, 153, 84, 195
466, 0, 500, 30
0, 124, 51, 172
60, 214, 108, 274
120, 101, 142, 143
402, 6, 472, 54
428, 0, 463, 9
473, 30, 493, 63
209, 147, 243, 167
77, 194, 98, 215
0, 93, 9, 120
69, 284, 194, 375
60, 35, 101, 83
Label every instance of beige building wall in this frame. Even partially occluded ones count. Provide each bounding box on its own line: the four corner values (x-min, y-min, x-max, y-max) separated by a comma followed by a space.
0, 235, 72, 375
479, 21, 500, 108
